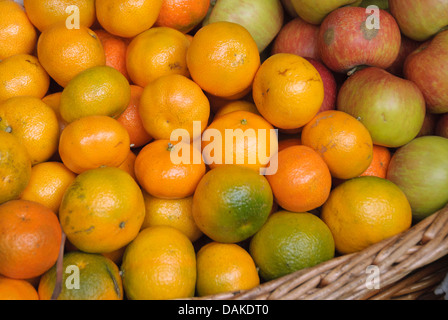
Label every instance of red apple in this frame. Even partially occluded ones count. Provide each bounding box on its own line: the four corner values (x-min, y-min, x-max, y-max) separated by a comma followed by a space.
337, 67, 426, 148
416, 112, 439, 138
271, 17, 320, 61
318, 7, 401, 74
305, 58, 336, 113
389, 0, 448, 42
387, 35, 421, 77
436, 113, 448, 139
404, 30, 448, 114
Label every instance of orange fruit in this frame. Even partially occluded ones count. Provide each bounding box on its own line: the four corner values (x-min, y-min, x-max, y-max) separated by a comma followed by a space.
95, 0, 163, 38
192, 165, 273, 243
196, 242, 260, 297
0, 96, 60, 165
321, 176, 412, 254
0, 54, 50, 103
59, 65, 131, 123
202, 111, 278, 175
0, 131, 32, 205
134, 139, 206, 199
249, 211, 335, 281
138, 74, 210, 141
0, 199, 62, 279
301, 110, 374, 180
141, 192, 202, 242
117, 150, 137, 181
94, 29, 130, 81
38, 251, 123, 300
37, 22, 105, 87
20, 161, 77, 214
42, 92, 68, 134
59, 166, 145, 253
0, 0, 37, 60
0, 276, 39, 300
58, 115, 131, 174
23, 0, 96, 32
206, 88, 253, 114
155, 0, 210, 34
266, 145, 332, 213
278, 136, 301, 152
186, 21, 261, 98
126, 27, 191, 88
252, 53, 324, 130
117, 85, 153, 148
120, 226, 197, 300
213, 100, 260, 119
359, 145, 392, 179
101, 246, 127, 266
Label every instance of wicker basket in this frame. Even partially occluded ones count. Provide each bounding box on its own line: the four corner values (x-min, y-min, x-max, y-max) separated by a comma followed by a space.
192, 204, 448, 300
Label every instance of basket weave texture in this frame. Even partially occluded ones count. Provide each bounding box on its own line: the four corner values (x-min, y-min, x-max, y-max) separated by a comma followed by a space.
193, 204, 448, 300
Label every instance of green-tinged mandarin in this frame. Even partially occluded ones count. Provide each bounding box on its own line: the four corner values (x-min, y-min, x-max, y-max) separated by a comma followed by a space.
59, 65, 131, 123
0, 131, 32, 205
192, 165, 273, 243
249, 211, 335, 281
59, 167, 145, 253
38, 252, 123, 300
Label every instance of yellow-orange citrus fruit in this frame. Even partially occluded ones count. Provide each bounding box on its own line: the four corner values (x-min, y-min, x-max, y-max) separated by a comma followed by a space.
249, 211, 335, 281
202, 111, 278, 174
155, 0, 210, 34
192, 165, 273, 243
37, 23, 105, 87
138, 74, 210, 141
0, 0, 37, 60
0, 199, 62, 280
252, 53, 324, 130
38, 251, 123, 300
0, 96, 60, 165
321, 176, 412, 254
0, 54, 50, 103
0, 276, 39, 300
141, 192, 202, 242
187, 21, 260, 98
213, 100, 260, 119
23, 0, 96, 32
126, 27, 191, 87
196, 242, 260, 297
266, 145, 332, 213
58, 115, 131, 174
134, 139, 206, 199
121, 226, 197, 300
95, 0, 163, 38
0, 131, 32, 205
59, 166, 145, 253
59, 65, 131, 123
301, 110, 374, 180
20, 161, 76, 214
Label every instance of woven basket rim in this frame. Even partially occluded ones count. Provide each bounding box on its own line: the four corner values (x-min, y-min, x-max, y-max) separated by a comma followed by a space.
191, 204, 448, 300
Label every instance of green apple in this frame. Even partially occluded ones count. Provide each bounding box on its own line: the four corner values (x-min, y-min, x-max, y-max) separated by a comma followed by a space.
291, 0, 362, 25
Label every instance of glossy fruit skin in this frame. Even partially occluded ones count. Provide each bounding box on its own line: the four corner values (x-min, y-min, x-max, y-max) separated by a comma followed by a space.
337, 67, 426, 148
155, 0, 210, 33
0, 131, 32, 205
192, 165, 273, 244
0, 276, 39, 300
59, 167, 145, 253
38, 251, 123, 300
120, 226, 197, 300
322, 176, 412, 254
249, 211, 335, 281
318, 7, 401, 73
0, 200, 62, 280
252, 53, 324, 130
404, 30, 448, 114
386, 136, 448, 221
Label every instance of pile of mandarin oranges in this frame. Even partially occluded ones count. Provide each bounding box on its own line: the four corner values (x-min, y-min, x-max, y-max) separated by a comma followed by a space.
0, 0, 437, 300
